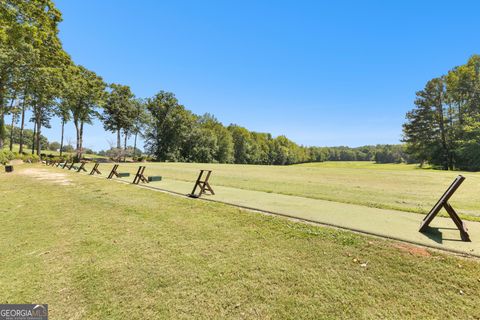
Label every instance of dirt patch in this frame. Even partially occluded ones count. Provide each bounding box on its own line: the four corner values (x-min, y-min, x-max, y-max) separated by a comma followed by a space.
18, 168, 73, 186
393, 243, 431, 257
8, 159, 24, 165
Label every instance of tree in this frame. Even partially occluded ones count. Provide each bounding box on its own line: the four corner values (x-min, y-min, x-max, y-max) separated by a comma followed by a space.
198, 114, 234, 163
403, 55, 480, 170
131, 99, 148, 160
0, 0, 66, 151
48, 141, 61, 151
29, 66, 64, 155
61, 144, 74, 153
63, 65, 105, 159
102, 84, 135, 148
5, 125, 48, 150
144, 91, 195, 161
18, 90, 28, 153
374, 145, 406, 164
7, 99, 20, 151
403, 78, 451, 169
251, 132, 271, 164
55, 90, 72, 157
102, 83, 139, 161
182, 126, 218, 163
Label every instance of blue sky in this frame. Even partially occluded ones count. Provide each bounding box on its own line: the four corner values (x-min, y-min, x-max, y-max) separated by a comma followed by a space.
8, 0, 480, 151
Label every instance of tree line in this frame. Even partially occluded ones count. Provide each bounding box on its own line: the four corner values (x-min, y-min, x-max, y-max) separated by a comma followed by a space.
403, 55, 480, 171
1, 1, 411, 166
5, 118, 409, 165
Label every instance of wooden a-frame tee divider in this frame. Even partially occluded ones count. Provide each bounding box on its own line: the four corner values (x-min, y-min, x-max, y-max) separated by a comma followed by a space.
188, 170, 215, 198
419, 175, 470, 242
132, 166, 148, 184
90, 163, 101, 175
107, 164, 120, 179
76, 162, 87, 173
107, 164, 130, 179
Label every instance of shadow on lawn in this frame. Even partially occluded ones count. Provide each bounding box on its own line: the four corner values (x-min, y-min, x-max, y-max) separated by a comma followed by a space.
421, 226, 465, 244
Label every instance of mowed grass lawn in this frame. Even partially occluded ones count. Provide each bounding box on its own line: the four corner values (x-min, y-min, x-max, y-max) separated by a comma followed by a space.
1, 165, 480, 319
104, 161, 480, 219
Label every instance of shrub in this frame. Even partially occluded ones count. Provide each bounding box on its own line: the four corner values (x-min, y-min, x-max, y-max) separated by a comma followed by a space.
455, 143, 480, 171
48, 141, 61, 151
83, 148, 95, 155
61, 145, 75, 152
21, 153, 40, 163
0, 150, 15, 165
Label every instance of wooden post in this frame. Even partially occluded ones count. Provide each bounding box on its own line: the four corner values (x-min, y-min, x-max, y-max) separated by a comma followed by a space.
189, 170, 215, 198
419, 175, 470, 241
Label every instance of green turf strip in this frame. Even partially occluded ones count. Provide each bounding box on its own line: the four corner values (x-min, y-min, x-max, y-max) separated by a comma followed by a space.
77, 161, 480, 219
72, 162, 480, 256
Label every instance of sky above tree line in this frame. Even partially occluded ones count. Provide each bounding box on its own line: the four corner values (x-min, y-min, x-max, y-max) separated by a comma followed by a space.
6, 0, 480, 151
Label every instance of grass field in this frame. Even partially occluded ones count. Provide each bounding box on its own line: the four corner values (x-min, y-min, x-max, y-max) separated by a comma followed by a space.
1, 165, 480, 319
85, 161, 480, 219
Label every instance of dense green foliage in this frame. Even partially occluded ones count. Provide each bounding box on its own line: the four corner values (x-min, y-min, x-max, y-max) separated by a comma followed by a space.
143, 93, 409, 164
0, 0, 69, 154
0, 148, 39, 164
61, 65, 106, 159
0, 1, 106, 158
403, 55, 480, 171
102, 83, 137, 155
4, 125, 47, 150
